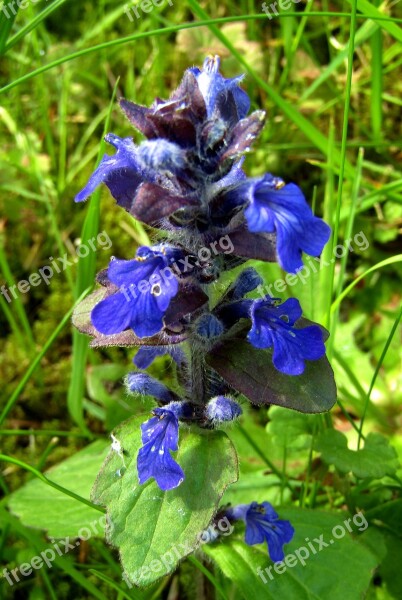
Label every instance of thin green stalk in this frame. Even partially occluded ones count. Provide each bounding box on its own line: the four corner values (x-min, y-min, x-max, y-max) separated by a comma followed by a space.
237, 424, 293, 492
35, 436, 60, 471
328, 146, 364, 356
0, 287, 91, 426
188, 556, 229, 600
89, 569, 145, 600
67, 81, 119, 432
337, 399, 364, 437
4, 0, 68, 53
321, 118, 336, 328
331, 255, 402, 313
0, 429, 93, 437
371, 0, 383, 141
0, 242, 35, 349
326, 0, 358, 333
0, 293, 27, 349
0, 3, 19, 53
357, 306, 402, 448
2, 13, 402, 95
0, 454, 105, 512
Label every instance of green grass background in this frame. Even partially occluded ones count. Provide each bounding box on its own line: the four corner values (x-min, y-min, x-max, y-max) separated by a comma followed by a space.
0, 0, 401, 598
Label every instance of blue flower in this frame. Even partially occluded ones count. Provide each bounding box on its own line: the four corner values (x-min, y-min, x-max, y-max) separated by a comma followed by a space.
126, 372, 175, 403
74, 133, 185, 210
221, 174, 330, 272
134, 346, 186, 369
230, 267, 263, 300
206, 396, 242, 423
248, 297, 326, 375
226, 501, 294, 562
196, 313, 225, 340
190, 55, 250, 119
137, 404, 187, 491
91, 245, 178, 338
244, 174, 331, 272
75, 134, 147, 207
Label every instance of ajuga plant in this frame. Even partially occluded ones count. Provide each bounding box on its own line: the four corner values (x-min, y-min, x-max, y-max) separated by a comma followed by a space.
73, 56, 337, 588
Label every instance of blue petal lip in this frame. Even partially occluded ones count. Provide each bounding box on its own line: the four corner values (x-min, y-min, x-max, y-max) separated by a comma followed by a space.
91, 292, 132, 335
229, 175, 331, 273
74, 135, 141, 204
137, 408, 184, 491
226, 501, 294, 563
247, 297, 326, 375
90, 247, 179, 338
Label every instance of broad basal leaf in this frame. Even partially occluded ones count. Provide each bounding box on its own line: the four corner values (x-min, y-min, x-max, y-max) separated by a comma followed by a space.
8, 441, 109, 538
91, 415, 238, 587
315, 430, 399, 478
207, 339, 337, 414
203, 508, 379, 600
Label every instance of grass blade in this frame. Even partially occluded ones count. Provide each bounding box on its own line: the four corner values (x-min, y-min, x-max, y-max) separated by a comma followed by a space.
67, 80, 119, 432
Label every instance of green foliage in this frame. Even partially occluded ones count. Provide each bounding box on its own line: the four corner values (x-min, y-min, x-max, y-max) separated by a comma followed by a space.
204, 508, 379, 600
8, 441, 109, 538
0, 0, 401, 597
315, 430, 399, 479
91, 415, 238, 587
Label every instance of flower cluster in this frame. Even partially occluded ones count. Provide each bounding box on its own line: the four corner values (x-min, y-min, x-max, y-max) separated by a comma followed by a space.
75, 56, 335, 558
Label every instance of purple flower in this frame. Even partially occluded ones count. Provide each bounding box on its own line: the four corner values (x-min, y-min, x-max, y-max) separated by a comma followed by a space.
137, 404, 186, 491
248, 297, 326, 375
226, 501, 294, 562
190, 55, 250, 119
91, 245, 178, 338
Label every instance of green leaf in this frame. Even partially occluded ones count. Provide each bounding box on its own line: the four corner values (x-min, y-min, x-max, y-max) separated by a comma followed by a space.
207, 339, 337, 414
8, 441, 109, 538
315, 430, 399, 478
375, 530, 402, 598
266, 406, 319, 450
365, 499, 402, 536
203, 508, 379, 600
91, 415, 238, 587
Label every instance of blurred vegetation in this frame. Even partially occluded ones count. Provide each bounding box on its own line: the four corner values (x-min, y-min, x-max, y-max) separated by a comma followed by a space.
0, 0, 401, 598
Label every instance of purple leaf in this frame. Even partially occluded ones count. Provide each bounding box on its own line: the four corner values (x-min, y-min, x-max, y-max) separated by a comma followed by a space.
130, 183, 198, 225
220, 111, 266, 162
229, 229, 277, 262
207, 335, 336, 414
